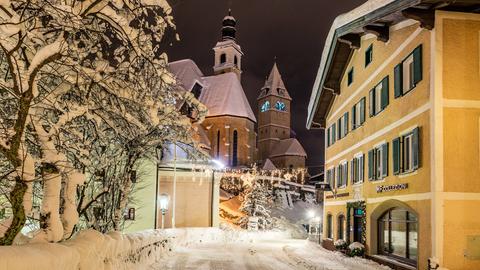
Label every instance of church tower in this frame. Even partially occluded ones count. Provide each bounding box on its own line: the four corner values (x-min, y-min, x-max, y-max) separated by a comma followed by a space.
257, 63, 292, 162
212, 10, 243, 80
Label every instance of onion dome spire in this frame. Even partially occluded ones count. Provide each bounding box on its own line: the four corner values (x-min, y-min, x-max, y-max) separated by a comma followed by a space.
221, 9, 237, 41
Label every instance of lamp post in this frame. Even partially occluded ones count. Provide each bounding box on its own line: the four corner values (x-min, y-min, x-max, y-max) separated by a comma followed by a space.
158, 193, 170, 229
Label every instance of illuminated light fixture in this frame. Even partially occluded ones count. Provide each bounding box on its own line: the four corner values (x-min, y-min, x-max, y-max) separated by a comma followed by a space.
158, 193, 170, 229
212, 159, 225, 170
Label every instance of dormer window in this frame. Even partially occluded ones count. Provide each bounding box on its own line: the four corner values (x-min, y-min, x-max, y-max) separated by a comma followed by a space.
191, 82, 203, 99
220, 53, 226, 64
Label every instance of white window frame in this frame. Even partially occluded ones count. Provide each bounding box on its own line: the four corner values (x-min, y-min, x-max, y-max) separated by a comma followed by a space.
353, 153, 364, 184
375, 146, 384, 180
374, 83, 382, 115
403, 133, 414, 173
337, 161, 347, 189
402, 54, 414, 94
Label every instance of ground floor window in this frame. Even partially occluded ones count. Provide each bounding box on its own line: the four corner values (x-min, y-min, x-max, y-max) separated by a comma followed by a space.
337, 215, 345, 240
378, 208, 418, 265
326, 214, 333, 239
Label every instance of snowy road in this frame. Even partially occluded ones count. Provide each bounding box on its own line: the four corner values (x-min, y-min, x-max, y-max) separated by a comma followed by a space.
151, 238, 390, 270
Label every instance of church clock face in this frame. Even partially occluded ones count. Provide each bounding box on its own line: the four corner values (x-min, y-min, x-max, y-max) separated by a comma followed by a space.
261, 101, 270, 112
275, 101, 287, 111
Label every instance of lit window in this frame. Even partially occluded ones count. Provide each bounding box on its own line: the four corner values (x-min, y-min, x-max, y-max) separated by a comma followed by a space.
275, 101, 287, 111
369, 76, 389, 117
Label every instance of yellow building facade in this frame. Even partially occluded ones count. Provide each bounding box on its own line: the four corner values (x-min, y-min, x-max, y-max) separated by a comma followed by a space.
307, 2, 480, 270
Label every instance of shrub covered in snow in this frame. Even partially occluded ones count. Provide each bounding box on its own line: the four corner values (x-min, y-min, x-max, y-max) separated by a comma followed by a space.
334, 239, 348, 251
347, 242, 365, 257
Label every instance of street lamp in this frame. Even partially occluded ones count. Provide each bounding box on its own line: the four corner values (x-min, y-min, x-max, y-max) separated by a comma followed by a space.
158, 193, 170, 229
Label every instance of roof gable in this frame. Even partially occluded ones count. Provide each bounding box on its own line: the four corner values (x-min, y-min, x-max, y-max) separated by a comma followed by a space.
258, 63, 291, 100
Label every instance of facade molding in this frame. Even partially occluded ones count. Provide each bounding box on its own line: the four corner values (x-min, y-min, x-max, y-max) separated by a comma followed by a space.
327, 28, 424, 122
326, 102, 430, 164
443, 99, 480, 109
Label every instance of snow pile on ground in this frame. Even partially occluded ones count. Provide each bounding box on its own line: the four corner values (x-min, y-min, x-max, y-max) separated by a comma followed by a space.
0, 229, 171, 270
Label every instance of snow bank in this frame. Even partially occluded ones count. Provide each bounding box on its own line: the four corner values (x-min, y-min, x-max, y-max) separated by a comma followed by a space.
0, 229, 171, 270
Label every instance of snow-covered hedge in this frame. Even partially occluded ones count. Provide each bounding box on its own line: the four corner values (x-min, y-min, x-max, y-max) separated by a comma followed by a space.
347, 242, 365, 257
0, 229, 171, 270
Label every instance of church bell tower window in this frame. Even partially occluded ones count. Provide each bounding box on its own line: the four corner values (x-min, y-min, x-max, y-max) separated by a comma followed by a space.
261, 101, 270, 112
232, 130, 238, 166
220, 53, 226, 64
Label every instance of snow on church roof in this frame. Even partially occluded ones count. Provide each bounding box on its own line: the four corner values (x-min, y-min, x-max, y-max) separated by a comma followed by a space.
201, 72, 256, 122
169, 59, 204, 91
269, 138, 307, 158
258, 63, 291, 100
262, 158, 277, 170
169, 59, 256, 123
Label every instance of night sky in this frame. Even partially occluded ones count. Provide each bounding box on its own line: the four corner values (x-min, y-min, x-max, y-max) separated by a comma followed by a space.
165, 0, 365, 170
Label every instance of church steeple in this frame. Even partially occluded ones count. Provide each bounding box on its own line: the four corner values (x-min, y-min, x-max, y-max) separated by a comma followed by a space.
213, 10, 243, 80
258, 62, 291, 100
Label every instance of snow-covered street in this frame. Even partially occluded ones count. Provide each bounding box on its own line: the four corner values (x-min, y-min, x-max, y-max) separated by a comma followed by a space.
152, 229, 390, 270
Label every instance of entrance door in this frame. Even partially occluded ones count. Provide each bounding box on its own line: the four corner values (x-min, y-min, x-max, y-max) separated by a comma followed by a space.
353, 216, 362, 242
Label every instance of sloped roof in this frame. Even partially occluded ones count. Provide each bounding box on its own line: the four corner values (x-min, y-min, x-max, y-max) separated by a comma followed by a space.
169, 59, 256, 123
262, 158, 277, 170
195, 124, 211, 150
258, 62, 291, 100
269, 138, 307, 158
200, 72, 256, 122
169, 59, 204, 91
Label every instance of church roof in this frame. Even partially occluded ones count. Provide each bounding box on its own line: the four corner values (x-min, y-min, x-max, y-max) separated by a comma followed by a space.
168, 59, 256, 123
262, 158, 277, 170
201, 72, 256, 122
195, 124, 211, 150
258, 62, 291, 100
269, 138, 307, 158
169, 59, 204, 91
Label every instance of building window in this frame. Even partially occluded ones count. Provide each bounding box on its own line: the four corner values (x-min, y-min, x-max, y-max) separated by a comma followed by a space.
336, 161, 348, 188
368, 143, 388, 181
338, 214, 345, 240
393, 127, 420, 175
327, 123, 337, 147
369, 76, 389, 117
394, 45, 422, 98
326, 168, 335, 188
351, 154, 364, 184
365, 45, 373, 67
347, 67, 354, 86
220, 53, 226, 64
352, 97, 366, 130
326, 214, 333, 239
216, 130, 220, 158
191, 82, 203, 99
232, 130, 238, 166
336, 112, 349, 140
234, 55, 238, 66
378, 208, 418, 266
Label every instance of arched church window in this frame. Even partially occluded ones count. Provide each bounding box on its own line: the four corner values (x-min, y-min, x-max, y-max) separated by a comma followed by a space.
232, 130, 238, 166
220, 53, 226, 64
216, 130, 220, 158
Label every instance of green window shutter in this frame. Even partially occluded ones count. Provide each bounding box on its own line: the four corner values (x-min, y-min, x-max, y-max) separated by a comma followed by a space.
360, 98, 366, 124
337, 118, 342, 139
332, 123, 336, 143
351, 159, 354, 184
345, 161, 348, 186
413, 127, 420, 169
327, 127, 330, 146
369, 89, 375, 117
393, 137, 401, 175
394, 63, 403, 98
360, 154, 365, 182
368, 149, 374, 180
351, 106, 356, 130
413, 45, 423, 85
381, 76, 389, 110
344, 112, 349, 136
382, 143, 389, 178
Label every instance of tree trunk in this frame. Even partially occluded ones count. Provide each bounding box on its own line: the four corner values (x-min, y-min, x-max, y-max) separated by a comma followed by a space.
0, 177, 27, 245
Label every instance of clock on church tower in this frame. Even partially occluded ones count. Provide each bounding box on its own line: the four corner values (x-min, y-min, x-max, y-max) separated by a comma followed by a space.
257, 63, 292, 162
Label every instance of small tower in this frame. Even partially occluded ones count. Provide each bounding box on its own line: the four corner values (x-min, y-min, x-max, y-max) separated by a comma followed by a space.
257, 62, 292, 162
212, 9, 243, 80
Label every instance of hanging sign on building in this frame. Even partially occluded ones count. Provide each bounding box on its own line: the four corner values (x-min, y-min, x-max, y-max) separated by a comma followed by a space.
376, 183, 408, 193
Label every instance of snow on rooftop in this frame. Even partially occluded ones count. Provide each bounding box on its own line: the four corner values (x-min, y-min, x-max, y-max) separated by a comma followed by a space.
200, 72, 256, 122
308, 0, 397, 126
169, 59, 204, 91
262, 158, 277, 170
269, 138, 307, 158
